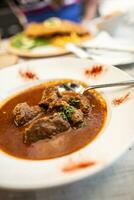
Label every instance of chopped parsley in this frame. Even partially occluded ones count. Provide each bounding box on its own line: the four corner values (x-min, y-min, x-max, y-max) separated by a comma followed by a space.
60, 112, 68, 121
60, 106, 86, 129
59, 105, 75, 121
64, 106, 75, 121
69, 97, 80, 108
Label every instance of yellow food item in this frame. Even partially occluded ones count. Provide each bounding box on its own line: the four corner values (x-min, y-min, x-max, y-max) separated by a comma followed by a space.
51, 33, 92, 47
25, 18, 89, 38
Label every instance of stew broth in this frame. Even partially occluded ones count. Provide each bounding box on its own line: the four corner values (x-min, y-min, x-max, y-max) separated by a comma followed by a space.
0, 80, 107, 160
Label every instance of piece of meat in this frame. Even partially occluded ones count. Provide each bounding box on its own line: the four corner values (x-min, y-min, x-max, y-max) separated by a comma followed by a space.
24, 113, 70, 145
51, 113, 70, 132
60, 105, 84, 126
51, 99, 69, 112
39, 87, 61, 110
13, 103, 42, 126
70, 109, 84, 125
62, 91, 90, 113
62, 91, 81, 102
80, 95, 91, 114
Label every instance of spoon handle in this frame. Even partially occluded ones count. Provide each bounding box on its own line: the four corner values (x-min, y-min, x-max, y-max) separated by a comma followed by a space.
84, 80, 134, 91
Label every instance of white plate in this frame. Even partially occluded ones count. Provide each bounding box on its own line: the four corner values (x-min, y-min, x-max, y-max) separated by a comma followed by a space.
7, 43, 69, 58
0, 57, 134, 190
83, 30, 134, 65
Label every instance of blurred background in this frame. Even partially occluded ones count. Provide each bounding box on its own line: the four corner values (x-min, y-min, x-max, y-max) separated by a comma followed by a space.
0, 0, 134, 38
0, 0, 23, 38
1, 0, 97, 38
0, 0, 134, 67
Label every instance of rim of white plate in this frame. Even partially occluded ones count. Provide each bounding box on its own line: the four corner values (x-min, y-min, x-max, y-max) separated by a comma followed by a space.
0, 57, 133, 190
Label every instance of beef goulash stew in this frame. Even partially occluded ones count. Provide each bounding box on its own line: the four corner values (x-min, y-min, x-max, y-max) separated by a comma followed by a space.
0, 80, 107, 160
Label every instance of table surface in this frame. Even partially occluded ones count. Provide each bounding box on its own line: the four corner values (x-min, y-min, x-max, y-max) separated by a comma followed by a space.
0, 49, 134, 200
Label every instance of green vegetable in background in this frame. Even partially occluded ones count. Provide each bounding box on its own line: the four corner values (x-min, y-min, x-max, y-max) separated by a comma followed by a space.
11, 34, 50, 50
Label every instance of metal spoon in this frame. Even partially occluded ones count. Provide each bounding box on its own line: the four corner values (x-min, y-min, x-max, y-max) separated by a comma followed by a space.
83, 80, 134, 93
58, 80, 134, 94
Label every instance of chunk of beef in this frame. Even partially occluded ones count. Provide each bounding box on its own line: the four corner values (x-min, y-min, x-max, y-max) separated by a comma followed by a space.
70, 109, 84, 125
62, 91, 81, 104
51, 99, 69, 112
39, 87, 61, 110
23, 113, 70, 145
13, 103, 42, 126
80, 95, 91, 114
62, 91, 90, 113
60, 105, 84, 126
50, 113, 70, 132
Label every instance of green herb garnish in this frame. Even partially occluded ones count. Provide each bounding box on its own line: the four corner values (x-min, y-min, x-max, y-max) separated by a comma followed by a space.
60, 112, 68, 121
68, 98, 80, 108
64, 106, 75, 121
59, 105, 75, 121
